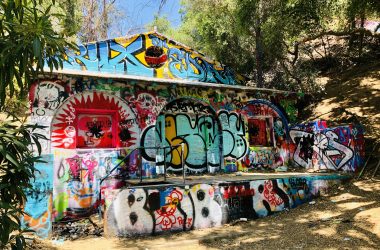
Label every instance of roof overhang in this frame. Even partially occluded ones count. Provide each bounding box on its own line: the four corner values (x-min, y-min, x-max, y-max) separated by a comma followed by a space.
42, 68, 298, 95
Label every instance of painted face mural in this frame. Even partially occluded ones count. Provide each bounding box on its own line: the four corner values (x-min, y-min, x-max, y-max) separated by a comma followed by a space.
105, 176, 347, 237
77, 114, 113, 148
51, 91, 139, 149
30, 80, 68, 116
106, 186, 195, 236
107, 189, 154, 236
190, 184, 223, 228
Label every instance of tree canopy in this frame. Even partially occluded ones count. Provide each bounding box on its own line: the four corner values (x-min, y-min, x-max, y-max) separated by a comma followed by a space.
0, 0, 76, 108
151, 0, 380, 92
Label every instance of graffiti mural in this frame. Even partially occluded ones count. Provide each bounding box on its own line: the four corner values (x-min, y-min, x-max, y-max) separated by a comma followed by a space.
290, 123, 362, 171
27, 31, 364, 228
140, 99, 223, 173
52, 149, 125, 221
105, 175, 348, 236
123, 91, 167, 128
21, 155, 54, 238
219, 111, 247, 160
51, 91, 139, 149
190, 184, 224, 228
106, 183, 226, 236
62, 32, 244, 85
29, 80, 69, 117
219, 182, 255, 221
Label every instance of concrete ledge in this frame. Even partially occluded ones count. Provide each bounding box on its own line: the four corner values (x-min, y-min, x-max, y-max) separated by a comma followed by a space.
104, 173, 350, 237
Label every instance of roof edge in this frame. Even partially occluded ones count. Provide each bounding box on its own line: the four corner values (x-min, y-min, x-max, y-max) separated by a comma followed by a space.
42, 68, 297, 95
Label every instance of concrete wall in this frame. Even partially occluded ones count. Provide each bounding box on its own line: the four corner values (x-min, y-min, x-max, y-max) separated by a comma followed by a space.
23, 33, 365, 238
27, 76, 365, 224
105, 175, 348, 236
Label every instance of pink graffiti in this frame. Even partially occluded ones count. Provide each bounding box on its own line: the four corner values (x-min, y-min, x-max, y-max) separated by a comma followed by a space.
66, 156, 81, 179
82, 158, 98, 181
263, 180, 284, 206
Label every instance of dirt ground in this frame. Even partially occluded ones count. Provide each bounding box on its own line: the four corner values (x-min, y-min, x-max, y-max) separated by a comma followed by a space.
29, 177, 380, 250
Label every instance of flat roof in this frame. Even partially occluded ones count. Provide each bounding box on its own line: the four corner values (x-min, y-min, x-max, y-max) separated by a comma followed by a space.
44, 68, 298, 95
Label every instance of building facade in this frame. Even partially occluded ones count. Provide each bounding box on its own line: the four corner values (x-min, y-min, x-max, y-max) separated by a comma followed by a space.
24, 32, 364, 237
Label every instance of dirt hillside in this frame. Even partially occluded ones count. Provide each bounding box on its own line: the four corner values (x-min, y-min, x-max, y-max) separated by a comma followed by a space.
305, 60, 380, 144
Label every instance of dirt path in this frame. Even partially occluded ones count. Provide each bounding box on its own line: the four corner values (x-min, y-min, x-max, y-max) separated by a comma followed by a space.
30, 178, 379, 250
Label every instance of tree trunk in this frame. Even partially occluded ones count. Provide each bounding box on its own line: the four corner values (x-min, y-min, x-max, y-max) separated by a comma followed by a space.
255, 1, 264, 88
358, 12, 365, 57
100, 0, 108, 40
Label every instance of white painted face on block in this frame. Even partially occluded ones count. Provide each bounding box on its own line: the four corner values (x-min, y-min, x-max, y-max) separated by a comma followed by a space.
190, 184, 222, 229
108, 188, 153, 236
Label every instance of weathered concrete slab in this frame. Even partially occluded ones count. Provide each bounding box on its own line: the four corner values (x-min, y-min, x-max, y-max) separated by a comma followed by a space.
105, 173, 349, 237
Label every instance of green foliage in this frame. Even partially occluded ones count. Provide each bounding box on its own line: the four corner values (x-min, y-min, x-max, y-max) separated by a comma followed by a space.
0, 114, 46, 249
0, 1, 74, 248
0, 0, 76, 108
174, 0, 380, 93
145, 15, 172, 34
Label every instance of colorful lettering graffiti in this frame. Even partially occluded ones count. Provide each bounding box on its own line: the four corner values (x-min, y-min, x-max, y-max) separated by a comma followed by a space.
62, 33, 243, 85
139, 99, 253, 173
290, 126, 356, 171
141, 111, 221, 172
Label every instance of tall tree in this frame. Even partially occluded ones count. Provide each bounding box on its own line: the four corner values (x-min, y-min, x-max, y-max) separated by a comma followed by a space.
78, 0, 122, 42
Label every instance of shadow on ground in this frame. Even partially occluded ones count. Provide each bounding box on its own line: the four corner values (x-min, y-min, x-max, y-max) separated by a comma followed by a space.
106, 178, 380, 250
306, 61, 380, 143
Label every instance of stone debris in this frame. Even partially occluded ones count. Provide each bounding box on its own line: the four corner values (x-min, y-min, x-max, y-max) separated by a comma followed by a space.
52, 218, 103, 241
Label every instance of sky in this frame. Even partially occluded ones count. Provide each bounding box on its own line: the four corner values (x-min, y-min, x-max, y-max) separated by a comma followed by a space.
112, 0, 182, 37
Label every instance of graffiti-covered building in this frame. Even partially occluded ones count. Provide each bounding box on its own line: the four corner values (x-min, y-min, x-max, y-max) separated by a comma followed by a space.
25, 32, 364, 238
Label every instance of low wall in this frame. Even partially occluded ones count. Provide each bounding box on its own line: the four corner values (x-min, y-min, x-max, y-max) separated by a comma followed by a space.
105, 174, 349, 237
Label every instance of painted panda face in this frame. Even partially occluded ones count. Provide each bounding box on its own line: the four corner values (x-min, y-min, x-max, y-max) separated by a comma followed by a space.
190, 184, 222, 228
110, 188, 153, 236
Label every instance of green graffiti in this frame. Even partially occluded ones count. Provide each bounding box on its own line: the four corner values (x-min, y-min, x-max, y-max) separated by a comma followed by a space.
53, 192, 68, 220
